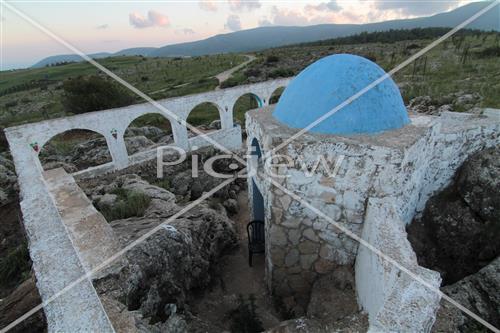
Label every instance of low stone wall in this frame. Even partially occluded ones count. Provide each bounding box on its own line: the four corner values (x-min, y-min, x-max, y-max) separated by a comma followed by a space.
355, 197, 441, 332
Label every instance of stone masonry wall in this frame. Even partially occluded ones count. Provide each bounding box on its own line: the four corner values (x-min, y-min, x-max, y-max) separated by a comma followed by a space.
246, 108, 500, 316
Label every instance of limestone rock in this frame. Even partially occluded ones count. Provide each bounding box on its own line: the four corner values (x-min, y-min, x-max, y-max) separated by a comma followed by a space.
432, 256, 500, 332
125, 135, 155, 155
223, 198, 238, 215
307, 267, 357, 323
70, 137, 113, 168
125, 126, 165, 142
456, 147, 500, 223
114, 206, 237, 323
0, 155, 17, 206
408, 147, 500, 284
0, 275, 46, 333
121, 175, 176, 202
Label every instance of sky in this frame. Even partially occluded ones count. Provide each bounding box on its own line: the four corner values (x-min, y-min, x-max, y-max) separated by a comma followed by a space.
0, 0, 475, 70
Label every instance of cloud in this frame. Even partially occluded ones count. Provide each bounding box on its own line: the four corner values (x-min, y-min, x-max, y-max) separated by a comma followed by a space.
225, 14, 242, 31
268, 7, 311, 26
129, 10, 170, 29
258, 16, 273, 27
199, 0, 218, 12
372, 0, 456, 16
176, 28, 196, 35
229, 0, 261, 12
96, 24, 109, 30
305, 1, 342, 13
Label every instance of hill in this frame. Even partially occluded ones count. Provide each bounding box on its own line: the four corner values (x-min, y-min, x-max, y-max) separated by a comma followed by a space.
32, 1, 499, 67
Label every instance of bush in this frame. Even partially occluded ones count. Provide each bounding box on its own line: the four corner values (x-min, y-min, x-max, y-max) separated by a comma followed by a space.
62, 75, 135, 114
229, 295, 264, 333
476, 46, 500, 58
220, 77, 241, 89
0, 127, 8, 152
244, 68, 261, 78
265, 55, 280, 64
0, 242, 31, 287
99, 189, 151, 221
268, 68, 294, 79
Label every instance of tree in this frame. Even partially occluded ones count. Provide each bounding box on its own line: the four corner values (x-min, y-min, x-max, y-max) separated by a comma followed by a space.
62, 75, 135, 114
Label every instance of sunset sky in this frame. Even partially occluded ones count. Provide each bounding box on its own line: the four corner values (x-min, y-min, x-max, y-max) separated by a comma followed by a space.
1, 0, 475, 69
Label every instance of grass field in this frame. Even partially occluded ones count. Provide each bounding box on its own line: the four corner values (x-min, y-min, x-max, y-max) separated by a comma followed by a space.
231, 32, 500, 109
0, 54, 246, 127
1, 30, 499, 132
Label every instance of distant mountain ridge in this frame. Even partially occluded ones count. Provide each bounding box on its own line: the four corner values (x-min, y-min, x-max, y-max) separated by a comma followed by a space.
32, 1, 499, 68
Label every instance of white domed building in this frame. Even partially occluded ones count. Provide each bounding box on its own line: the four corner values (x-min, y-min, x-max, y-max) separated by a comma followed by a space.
245, 54, 500, 332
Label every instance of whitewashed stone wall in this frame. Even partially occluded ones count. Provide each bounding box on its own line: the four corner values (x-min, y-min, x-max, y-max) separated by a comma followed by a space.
355, 197, 442, 332
246, 107, 500, 321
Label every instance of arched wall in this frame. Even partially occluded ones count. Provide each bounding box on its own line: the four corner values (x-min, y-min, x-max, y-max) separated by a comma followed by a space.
8, 78, 292, 172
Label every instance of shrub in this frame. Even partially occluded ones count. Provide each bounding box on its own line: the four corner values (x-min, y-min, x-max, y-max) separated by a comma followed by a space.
99, 189, 151, 221
268, 68, 294, 79
476, 46, 500, 58
265, 55, 280, 64
220, 77, 240, 89
228, 294, 264, 333
0, 242, 31, 287
0, 127, 8, 152
4, 100, 18, 108
62, 75, 135, 114
244, 68, 261, 78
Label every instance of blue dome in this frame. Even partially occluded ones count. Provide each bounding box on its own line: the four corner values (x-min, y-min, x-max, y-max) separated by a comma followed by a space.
272, 54, 410, 135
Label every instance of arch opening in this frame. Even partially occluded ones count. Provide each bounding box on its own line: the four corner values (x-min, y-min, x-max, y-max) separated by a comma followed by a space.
39, 129, 112, 173
252, 178, 265, 222
124, 113, 173, 155
233, 93, 263, 126
186, 102, 222, 136
269, 87, 285, 105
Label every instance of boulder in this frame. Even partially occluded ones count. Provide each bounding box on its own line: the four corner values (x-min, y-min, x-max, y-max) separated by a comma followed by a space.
0, 275, 46, 333
121, 175, 176, 202
125, 126, 165, 142
112, 206, 237, 323
223, 198, 238, 215
70, 137, 112, 169
432, 256, 500, 332
0, 155, 17, 206
456, 147, 500, 223
125, 136, 155, 155
408, 147, 500, 285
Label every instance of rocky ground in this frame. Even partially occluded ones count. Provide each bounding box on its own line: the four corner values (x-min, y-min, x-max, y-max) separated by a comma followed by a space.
408, 146, 500, 332
1, 121, 498, 332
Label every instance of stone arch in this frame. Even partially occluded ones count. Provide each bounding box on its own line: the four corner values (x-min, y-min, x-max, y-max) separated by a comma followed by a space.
186, 102, 223, 134
38, 128, 112, 173
269, 87, 285, 105
123, 113, 174, 155
233, 93, 264, 126
250, 137, 263, 160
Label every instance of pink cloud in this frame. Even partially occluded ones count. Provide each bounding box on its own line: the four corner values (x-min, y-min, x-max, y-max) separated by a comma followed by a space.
229, 0, 261, 12
129, 10, 170, 29
199, 0, 218, 12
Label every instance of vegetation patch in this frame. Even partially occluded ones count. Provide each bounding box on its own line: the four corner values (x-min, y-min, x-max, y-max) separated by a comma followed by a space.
99, 188, 151, 221
62, 75, 135, 114
0, 242, 31, 289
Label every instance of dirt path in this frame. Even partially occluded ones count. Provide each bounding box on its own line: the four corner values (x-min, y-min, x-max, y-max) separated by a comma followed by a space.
190, 190, 281, 331
215, 55, 256, 90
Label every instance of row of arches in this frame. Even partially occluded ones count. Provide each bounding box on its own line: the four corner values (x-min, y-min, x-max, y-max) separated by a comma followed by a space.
39, 88, 285, 173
